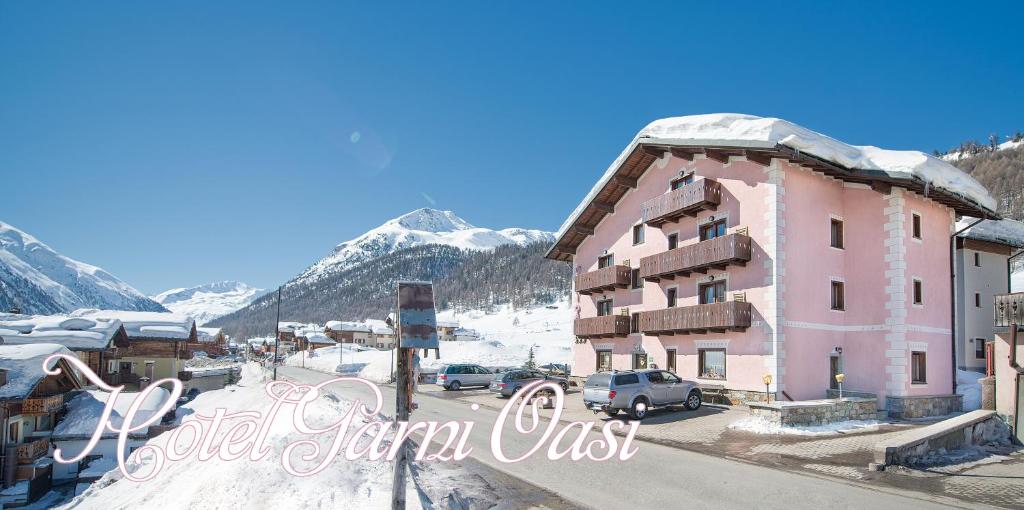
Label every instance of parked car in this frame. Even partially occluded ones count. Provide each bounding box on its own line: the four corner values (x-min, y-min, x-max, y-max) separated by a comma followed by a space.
435, 364, 493, 390
583, 369, 702, 420
489, 369, 569, 397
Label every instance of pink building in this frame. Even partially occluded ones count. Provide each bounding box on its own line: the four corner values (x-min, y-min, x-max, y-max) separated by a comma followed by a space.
546, 114, 996, 415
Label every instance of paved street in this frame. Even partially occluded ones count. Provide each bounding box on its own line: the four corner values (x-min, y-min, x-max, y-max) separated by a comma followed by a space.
278, 366, 969, 510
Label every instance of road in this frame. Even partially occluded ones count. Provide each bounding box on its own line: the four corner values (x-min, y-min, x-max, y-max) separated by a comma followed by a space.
278, 366, 963, 510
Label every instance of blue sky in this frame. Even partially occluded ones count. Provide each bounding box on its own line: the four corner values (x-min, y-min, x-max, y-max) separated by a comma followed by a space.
2, 1, 1022, 294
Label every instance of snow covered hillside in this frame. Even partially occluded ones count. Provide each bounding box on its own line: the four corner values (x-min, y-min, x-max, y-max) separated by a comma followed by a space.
294, 208, 553, 284
152, 281, 263, 325
0, 221, 164, 315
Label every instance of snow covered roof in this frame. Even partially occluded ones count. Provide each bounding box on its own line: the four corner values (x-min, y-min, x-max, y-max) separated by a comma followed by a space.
52, 388, 172, 440
548, 114, 998, 260
956, 218, 1024, 249
0, 315, 125, 351
325, 321, 370, 333
435, 320, 459, 328
196, 327, 223, 343
306, 332, 334, 344
71, 309, 195, 341
0, 343, 77, 400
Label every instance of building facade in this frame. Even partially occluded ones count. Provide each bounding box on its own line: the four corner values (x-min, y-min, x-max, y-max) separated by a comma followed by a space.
546, 114, 996, 411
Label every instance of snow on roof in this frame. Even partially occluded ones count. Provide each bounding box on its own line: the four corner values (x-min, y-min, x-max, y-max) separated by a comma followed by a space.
325, 321, 369, 333
0, 315, 123, 351
196, 327, 223, 343
306, 332, 333, 344
435, 320, 459, 328
0, 343, 75, 400
52, 387, 172, 439
71, 309, 194, 340
956, 217, 1024, 248
556, 113, 997, 242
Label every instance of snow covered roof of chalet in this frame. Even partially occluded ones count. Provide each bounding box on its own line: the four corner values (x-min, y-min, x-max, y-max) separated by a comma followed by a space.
0, 343, 76, 400
0, 315, 124, 351
436, 320, 459, 328
325, 321, 369, 333
53, 387, 172, 439
551, 114, 997, 258
70, 309, 195, 341
306, 332, 333, 344
956, 218, 1024, 248
196, 327, 223, 343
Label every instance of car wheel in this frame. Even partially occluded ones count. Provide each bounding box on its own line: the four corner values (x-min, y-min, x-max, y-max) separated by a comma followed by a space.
450, 380, 461, 391
685, 391, 702, 411
628, 398, 649, 420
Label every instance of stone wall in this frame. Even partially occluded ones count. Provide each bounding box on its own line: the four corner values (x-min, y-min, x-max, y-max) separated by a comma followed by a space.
825, 388, 877, 400
748, 398, 877, 426
886, 394, 963, 419
874, 410, 1010, 467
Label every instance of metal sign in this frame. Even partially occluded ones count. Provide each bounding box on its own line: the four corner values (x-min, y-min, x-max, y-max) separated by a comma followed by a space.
397, 281, 439, 349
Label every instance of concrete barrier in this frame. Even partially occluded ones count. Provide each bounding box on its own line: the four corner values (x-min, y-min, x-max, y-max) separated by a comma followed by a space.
872, 410, 1006, 468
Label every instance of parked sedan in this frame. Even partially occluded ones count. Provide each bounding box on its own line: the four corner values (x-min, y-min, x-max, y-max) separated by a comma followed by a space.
489, 369, 569, 398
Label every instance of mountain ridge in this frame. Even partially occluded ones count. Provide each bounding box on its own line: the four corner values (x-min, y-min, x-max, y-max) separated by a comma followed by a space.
152, 281, 263, 326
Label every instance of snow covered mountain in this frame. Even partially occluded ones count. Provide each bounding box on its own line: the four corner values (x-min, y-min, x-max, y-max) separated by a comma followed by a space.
151, 281, 263, 326
0, 221, 165, 315
294, 208, 553, 284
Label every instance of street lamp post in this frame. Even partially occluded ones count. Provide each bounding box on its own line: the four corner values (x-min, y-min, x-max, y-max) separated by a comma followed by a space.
762, 373, 773, 403
835, 373, 845, 401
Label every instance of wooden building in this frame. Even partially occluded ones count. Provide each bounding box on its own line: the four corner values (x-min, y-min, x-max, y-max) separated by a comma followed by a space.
0, 315, 129, 386
71, 311, 196, 388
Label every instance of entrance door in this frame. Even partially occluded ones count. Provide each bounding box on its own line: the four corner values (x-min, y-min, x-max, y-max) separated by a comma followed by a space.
829, 355, 841, 390
633, 353, 648, 370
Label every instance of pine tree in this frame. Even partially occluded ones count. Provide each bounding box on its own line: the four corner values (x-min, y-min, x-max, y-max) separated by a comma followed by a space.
523, 344, 537, 370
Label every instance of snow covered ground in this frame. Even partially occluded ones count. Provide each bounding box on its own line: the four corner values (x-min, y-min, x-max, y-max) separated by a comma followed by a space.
728, 417, 881, 436
286, 300, 573, 381
957, 368, 984, 411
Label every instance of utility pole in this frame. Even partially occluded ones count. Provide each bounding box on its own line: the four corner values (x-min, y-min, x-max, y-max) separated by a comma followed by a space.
273, 286, 281, 380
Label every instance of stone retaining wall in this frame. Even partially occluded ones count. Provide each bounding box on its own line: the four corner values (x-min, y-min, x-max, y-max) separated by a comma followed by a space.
874, 410, 1010, 467
886, 394, 962, 419
748, 398, 877, 426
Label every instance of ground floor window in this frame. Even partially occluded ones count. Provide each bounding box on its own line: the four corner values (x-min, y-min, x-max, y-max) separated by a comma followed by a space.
632, 353, 648, 370
911, 351, 927, 384
596, 350, 612, 372
666, 348, 677, 373
698, 348, 726, 379
975, 339, 986, 359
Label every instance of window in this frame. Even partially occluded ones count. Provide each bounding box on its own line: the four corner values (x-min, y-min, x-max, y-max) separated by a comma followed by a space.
699, 219, 727, 241
630, 268, 642, 289
975, 292, 982, 308
614, 373, 639, 385
107, 360, 119, 374
646, 371, 664, 384
975, 339, 986, 360
671, 174, 694, 190
632, 353, 648, 370
699, 281, 726, 304
598, 254, 614, 268
911, 351, 927, 383
830, 281, 845, 311
667, 233, 679, 250
666, 349, 677, 373
974, 252, 981, 267
663, 371, 681, 384
632, 224, 645, 245
596, 350, 612, 372
913, 279, 923, 305
667, 288, 678, 307
830, 218, 844, 249
912, 213, 922, 239
597, 299, 613, 316
630, 312, 640, 334
698, 349, 726, 379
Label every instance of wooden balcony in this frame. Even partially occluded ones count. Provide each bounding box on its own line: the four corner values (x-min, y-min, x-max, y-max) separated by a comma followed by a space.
641, 179, 721, 226
994, 292, 1024, 327
640, 301, 752, 334
639, 233, 751, 281
574, 315, 632, 338
14, 438, 49, 465
575, 265, 632, 295
21, 395, 63, 416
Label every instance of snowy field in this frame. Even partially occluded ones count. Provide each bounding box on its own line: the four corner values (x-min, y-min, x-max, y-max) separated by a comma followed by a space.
285, 300, 573, 381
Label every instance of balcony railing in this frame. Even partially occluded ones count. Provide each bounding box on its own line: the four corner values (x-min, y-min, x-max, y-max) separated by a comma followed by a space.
994, 293, 1024, 327
574, 315, 632, 338
21, 395, 63, 416
639, 233, 751, 281
641, 179, 721, 226
640, 301, 752, 334
14, 438, 49, 464
575, 265, 632, 294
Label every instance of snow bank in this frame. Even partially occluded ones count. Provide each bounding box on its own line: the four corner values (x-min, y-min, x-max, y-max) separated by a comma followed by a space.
728, 416, 881, 436
957, 369, 984, 412
53, 388, 172, 439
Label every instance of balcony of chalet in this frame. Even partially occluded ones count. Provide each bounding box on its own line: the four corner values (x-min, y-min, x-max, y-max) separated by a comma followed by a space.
640, 301, 752, 335
574, 315, 631, 338
639, 233, 751, 281
21, 394, 63, 416
994, 292, 1024, 327
14, 438, 49, 465
641, 179, 721, 226
575, 265, 631, 295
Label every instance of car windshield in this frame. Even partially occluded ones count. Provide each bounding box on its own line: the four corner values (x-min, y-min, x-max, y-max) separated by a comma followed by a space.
585, 373, 611, 388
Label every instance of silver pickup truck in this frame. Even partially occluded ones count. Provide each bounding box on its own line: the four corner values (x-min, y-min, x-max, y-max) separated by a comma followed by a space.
583, 369, 702, 420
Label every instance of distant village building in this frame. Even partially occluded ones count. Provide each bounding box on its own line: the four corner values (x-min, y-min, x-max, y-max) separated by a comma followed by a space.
436, 321, 460, 341
0, 315, 129, 386
325, 320, 396, 349
452, 328, 481, 342
194, 327, 227, 355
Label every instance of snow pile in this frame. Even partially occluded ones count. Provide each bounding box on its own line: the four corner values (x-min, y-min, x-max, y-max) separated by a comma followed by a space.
957, 369, 984, 411
295, 208, 553, 283
65, 364, 426, 508
559, 114, 996, 241
53, 388, 173, 439
151, 281, 263, 326
956, 217, 1024, 248
71, 309, 195, 340
0, 315, 123, 350
728, 416, 881, 436
0, 343, 75, 400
